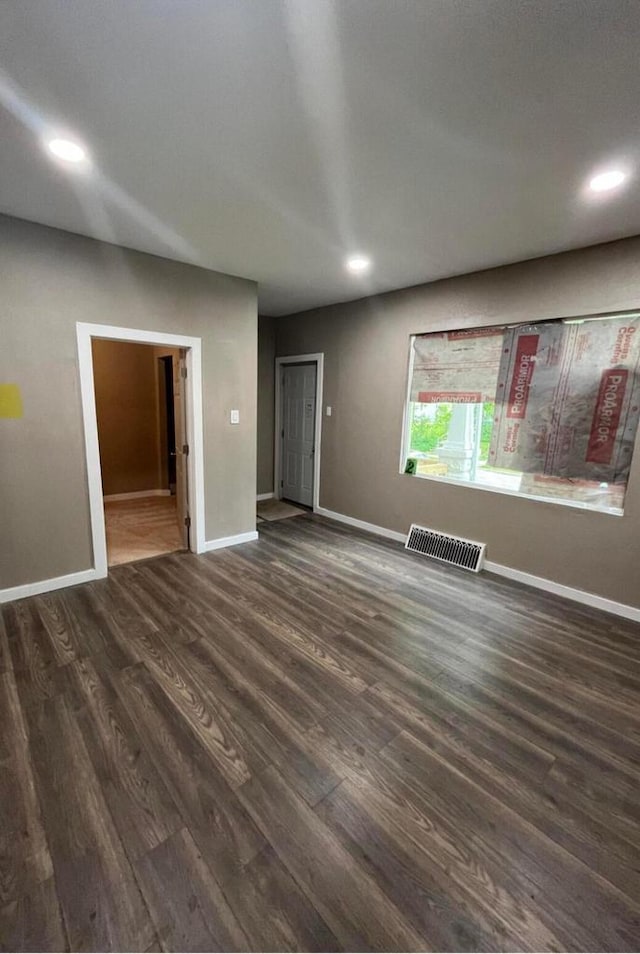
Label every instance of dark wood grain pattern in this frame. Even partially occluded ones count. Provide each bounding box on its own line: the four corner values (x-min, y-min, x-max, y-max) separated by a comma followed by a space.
0, 878, 66, 953
134, 827, 249, 952
2, 512, 640, 951
221, 845, 341, 953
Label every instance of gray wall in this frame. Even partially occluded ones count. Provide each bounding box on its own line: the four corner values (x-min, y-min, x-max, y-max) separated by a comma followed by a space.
0, 215, 257, 589
276, 237, 640, 608
257, 315, 275, 495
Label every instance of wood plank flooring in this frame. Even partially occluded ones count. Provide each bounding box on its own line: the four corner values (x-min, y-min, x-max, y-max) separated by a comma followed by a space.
2, 513, 640, 951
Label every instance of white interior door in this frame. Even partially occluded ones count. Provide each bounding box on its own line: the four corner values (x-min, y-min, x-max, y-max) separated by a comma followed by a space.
281, 362, 316, 507
173, 349, 190, 547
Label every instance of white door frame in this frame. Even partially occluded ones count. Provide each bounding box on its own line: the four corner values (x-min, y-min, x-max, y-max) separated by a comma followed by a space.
274, 353, 324, 512
76, 322, 206, 578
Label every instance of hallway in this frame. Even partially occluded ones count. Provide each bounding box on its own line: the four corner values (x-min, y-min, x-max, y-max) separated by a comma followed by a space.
105, 496, 184, 566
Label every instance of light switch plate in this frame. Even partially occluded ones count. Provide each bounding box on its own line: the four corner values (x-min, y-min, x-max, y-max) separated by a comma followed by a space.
326, 406, 332, 416
230, 409, 240, 424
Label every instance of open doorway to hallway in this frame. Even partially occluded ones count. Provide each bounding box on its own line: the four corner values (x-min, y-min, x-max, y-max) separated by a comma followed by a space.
91, 339, 190, 566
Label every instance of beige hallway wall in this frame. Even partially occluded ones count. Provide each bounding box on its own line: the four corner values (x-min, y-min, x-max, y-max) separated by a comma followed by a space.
93, 339, 163, 496
0, 215, 257, 590
275, 236, 640, 608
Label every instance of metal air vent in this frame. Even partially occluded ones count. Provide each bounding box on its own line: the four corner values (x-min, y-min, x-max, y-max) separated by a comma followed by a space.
405, 523, 486, 572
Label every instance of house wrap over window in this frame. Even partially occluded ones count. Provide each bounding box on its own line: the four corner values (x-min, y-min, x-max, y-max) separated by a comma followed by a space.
404, 312, 640, 513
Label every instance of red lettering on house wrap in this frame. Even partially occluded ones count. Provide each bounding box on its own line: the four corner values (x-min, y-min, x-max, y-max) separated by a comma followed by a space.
417, 391, 482, 403
586, 369, 628, 464
611, 326, 636, 364
447, 329, 503, 340
507, 335, 538, 419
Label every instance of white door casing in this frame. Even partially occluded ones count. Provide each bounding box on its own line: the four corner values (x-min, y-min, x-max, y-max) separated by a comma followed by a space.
76, 322, 205, 578
173, 348, 190, 547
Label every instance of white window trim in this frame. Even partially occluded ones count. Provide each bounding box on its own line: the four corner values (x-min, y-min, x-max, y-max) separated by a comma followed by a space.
399, 335, 417, 474
400, 468, 624, 516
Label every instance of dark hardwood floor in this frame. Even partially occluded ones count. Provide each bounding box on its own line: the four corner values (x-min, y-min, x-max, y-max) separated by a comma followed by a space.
2, 513, 640, 952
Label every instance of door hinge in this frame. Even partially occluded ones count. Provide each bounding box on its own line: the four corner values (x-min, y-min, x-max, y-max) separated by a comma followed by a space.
280, 480, 283, 488
184, 515, 191, 528
281, 429, 284, 438
181, 365, 187, 379
182, 443, 189, 456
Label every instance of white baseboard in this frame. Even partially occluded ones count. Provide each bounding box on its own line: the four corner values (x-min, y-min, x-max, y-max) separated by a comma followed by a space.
1, 527, 260, 603
314, 506, 640, 623
315, 506, 406, 543
0, 568, 102, 604
104, 489, 171, 502
256, 492, 274, 502
483, 561, 640, 623
5, 510, 637, 623
201, 530, 259, 553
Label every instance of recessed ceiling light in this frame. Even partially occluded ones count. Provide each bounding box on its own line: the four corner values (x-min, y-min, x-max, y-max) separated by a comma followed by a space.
46, 138, 87, 164
345, 254, 371, 275
588, 169, 627, 193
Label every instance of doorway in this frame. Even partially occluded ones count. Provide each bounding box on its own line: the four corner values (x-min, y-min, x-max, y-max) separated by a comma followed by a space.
274, 353, 324, 510
92, 340, 189, 565
77, 323, 205, 579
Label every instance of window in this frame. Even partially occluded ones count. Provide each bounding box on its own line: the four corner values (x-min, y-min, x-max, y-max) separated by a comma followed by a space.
402, 312, 640, 514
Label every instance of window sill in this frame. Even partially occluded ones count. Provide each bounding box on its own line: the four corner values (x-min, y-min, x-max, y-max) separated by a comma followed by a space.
399, 469, 624, 517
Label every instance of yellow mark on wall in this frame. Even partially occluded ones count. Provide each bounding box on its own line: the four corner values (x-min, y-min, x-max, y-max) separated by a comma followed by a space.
0, 384, 23, 418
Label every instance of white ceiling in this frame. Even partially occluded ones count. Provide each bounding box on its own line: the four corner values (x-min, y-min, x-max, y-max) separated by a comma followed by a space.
1, 0, 640, 316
